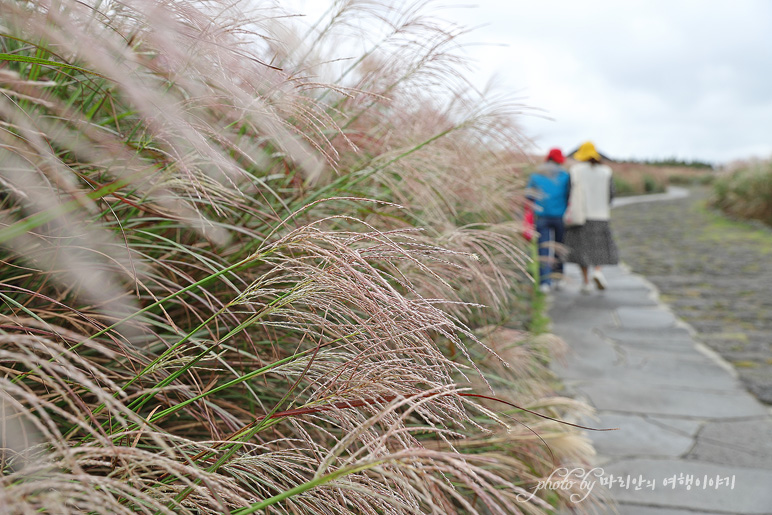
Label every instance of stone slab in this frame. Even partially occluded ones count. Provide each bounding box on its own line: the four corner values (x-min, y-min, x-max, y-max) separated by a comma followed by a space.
604, 348, 741, 391
593, 289, 660, 307
551, 338, 618, 381
576, 381, 768, 418
557, 329, 739, 394
564, 358, 739, 392
616, 307, 679, 329
601, 274, 657, 291
600, 326, 694, 341
549, 305, 618, 331
687, 418, 772, 469
646, 416, 704, 438
559, 292, 660, 312
613, 338, 701, 355
598, 327, 698, 354
589, 412, 694, 458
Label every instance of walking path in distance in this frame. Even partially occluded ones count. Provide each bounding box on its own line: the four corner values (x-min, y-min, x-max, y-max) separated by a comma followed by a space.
548, 188, 772, 515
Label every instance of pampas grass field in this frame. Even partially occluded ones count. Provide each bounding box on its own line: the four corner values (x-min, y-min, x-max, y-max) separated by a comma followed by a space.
712, 158, 772, 226
0, 1, 601, 513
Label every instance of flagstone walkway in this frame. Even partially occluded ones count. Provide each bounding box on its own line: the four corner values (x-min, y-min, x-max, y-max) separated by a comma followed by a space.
548, 188, 772, 514
612, 186, 772, 404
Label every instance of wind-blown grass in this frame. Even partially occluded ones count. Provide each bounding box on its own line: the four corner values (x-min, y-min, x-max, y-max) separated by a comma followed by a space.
0, 1, 599, 513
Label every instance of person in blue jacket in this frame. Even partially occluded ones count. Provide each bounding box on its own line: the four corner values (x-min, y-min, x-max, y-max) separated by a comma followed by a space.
526, 148, 571, 292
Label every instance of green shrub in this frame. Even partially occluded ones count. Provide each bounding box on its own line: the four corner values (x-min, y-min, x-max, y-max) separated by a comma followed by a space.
712, 161, 772, 226
643, 174, 665, 193
613, 176, 637, 196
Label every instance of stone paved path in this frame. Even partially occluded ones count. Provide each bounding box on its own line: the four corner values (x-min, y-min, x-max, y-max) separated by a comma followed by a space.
547, 189, 772, 514
611, 187, 772, 404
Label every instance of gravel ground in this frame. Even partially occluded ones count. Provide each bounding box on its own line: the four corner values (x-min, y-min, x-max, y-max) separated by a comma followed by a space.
610, 187, 772, 404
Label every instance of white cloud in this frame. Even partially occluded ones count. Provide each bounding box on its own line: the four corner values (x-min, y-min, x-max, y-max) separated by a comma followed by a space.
284, 0, 772, 163
440, 0, 772, 163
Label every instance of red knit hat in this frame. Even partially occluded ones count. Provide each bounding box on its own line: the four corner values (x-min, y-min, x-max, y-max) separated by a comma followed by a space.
546, 148, 565, 164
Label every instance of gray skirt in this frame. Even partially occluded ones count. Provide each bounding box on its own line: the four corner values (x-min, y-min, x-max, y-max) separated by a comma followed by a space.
565, 220, 619, 267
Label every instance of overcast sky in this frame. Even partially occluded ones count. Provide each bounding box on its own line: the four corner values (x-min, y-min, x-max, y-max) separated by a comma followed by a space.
285, 1, 772, 164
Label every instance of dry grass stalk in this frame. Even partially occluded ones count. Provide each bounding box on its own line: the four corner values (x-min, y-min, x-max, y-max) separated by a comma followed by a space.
0, 0, 598, 513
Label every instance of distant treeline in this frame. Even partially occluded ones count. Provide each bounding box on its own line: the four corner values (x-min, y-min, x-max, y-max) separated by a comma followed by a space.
620, 157, 715, 169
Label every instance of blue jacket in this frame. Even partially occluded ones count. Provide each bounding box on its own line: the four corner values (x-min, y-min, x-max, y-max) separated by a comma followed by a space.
526, 163, 571, 218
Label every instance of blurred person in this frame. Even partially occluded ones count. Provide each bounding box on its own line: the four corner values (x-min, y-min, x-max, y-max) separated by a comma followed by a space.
564, 141, 619, 293
526, 148, 571, 293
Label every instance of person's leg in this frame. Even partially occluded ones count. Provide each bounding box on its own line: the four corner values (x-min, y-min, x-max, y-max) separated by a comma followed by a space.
580, 265, 593, 293
552, 218, 566, 277
535, 216, 552, 287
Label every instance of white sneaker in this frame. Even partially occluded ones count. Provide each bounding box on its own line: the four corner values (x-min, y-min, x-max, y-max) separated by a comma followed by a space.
592, 270, 607, 290
580, 283, 592, 294
539, 284, 551, 294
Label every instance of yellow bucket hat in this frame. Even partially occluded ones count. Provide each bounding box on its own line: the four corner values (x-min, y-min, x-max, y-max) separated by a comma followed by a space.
574, 141, 601, 162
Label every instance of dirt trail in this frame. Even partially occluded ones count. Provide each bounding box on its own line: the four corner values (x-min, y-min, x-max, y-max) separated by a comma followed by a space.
611, 187, 772, 404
